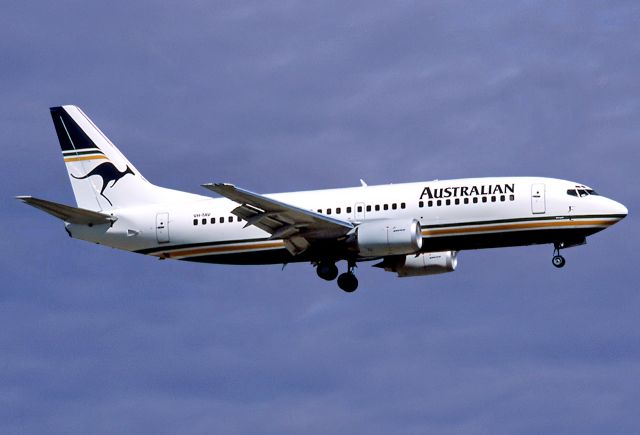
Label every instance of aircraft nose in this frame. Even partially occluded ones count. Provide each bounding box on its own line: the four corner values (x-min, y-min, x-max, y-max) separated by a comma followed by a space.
609, 199, 628, 219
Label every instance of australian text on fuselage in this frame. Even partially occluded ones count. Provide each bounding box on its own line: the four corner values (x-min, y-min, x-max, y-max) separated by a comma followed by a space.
420, 183, 516, 200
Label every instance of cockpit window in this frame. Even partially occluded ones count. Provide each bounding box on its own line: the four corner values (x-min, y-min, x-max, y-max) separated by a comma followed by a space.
567, 188, 599, 197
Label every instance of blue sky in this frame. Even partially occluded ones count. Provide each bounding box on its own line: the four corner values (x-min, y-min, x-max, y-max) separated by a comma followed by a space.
1, 1, 639, 433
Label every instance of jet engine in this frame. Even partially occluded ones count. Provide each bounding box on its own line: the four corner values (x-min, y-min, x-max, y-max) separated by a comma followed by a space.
377, 251, 458, 277
355, 218, 422, 257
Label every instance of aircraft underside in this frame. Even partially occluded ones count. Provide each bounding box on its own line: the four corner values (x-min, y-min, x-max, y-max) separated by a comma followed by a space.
171, 225, 597, 266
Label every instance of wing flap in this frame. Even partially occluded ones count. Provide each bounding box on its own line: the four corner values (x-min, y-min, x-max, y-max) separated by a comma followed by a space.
202, 183, 354, 254
16, 196, 116, 225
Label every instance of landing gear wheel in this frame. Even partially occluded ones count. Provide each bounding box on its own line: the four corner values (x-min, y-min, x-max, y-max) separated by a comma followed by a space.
552, 244, 566, 268
316, 262, 339, 281
337, 272, 358, 293
552, 255, 566, 268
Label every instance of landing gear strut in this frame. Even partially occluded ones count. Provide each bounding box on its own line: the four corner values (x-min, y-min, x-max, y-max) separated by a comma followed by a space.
337, 260, 358, 293
552, 243, 566, 268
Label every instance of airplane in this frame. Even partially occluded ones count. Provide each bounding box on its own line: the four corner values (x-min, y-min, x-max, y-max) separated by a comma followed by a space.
18, 105, 628, 292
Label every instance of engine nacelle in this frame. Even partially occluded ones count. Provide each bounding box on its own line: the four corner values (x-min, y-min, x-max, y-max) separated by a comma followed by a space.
381, 251, 458, 277
356, 219, 422, 257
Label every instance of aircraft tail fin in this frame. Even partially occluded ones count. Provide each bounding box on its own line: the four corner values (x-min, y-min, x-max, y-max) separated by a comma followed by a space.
50, 105, 168, 211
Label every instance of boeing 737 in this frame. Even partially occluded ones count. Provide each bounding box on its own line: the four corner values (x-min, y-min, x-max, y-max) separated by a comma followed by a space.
18, 105, 628, 292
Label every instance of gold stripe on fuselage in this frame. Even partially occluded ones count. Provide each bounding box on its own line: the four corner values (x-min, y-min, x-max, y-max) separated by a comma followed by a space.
160, 240, 286, 259
422, 219, 614, 237
147, 218, 616, 260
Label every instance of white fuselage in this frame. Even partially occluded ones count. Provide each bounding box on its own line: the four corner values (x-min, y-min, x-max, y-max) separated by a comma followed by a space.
66, 176, 627, 265
26, 105, 626, 292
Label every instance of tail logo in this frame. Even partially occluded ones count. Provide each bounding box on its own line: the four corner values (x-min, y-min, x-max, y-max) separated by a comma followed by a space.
71, 163, 134, 206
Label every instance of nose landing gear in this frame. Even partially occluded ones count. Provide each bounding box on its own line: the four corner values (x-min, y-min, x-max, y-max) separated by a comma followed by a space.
552, 243, 566, 268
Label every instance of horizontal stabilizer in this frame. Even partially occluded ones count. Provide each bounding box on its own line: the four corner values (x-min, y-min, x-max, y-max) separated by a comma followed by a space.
16, 196, 116, 225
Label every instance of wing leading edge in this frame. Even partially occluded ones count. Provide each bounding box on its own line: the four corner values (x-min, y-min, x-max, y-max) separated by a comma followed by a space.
202, 183, 354, 255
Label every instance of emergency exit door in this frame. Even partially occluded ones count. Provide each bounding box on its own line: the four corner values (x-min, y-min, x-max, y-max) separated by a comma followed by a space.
156, 213, 170, 243
531, 184, 546, 214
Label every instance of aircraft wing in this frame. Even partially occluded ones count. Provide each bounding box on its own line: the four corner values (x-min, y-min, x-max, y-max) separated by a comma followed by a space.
202, 183, 354, 255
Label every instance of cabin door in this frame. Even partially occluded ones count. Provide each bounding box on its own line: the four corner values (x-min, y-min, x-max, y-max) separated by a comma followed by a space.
531, 184, 546, 214
156, 212, 170, 243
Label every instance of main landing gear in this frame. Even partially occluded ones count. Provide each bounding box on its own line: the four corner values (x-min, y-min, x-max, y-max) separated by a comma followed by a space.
552, 243, 566, 268
316, 262, 339, 281
315, 260, 359, 292
337, 269, 358, 293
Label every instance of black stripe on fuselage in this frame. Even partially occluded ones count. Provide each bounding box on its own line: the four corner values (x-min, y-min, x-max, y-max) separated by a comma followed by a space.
134, 237, 272, 256
135, 214, 616, 257
421, 226, 595, 252
143, 225, 603, 266
183, 248, 299, 265
421, 213, 625, 229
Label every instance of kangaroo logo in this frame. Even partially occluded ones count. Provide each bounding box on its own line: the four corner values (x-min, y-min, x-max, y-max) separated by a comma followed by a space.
71, 162, 134, 206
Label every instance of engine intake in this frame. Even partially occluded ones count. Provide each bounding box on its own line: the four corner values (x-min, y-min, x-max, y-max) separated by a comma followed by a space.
355, 218, 422, 257
379, 251, 458, 277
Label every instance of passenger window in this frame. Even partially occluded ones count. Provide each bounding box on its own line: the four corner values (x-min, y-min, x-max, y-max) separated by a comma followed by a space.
445, 199, 451, 206
357, 206, 363, 212
317, 209, 322, 213
491, 196, 496, 202
401, 203, 406, 209
336, 207, 341, 214
510, 194, 515, 201
202, 218, 206, 225
473, 197, 478, 204
375, 205, 380, 211
437, 200, 442, 206
220, 217, 225, 223
210, 217, 215, 224
464, 198, 469, 204
392, 203, 397, 210
193, 219, 198, 226
428, 200, 433, 207
454, 198, 460, 205
327, 208, 332, 215
482, 197, 487, 203
500, 195, 505, 202
366, 205, 372, 212
419, 201, 424, 208
347, 206, 352, 213
383, 204, 389, 210
229, 216, 234, 222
